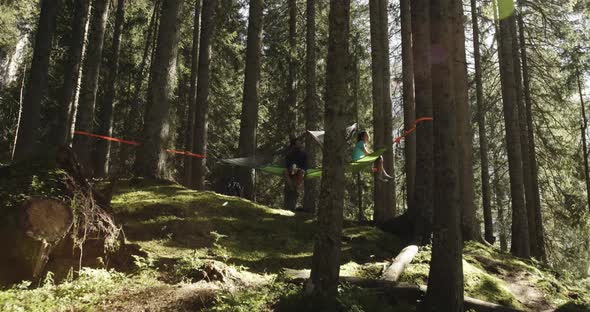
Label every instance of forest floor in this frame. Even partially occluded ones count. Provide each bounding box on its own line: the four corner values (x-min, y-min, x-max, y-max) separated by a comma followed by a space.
1, 178, 589, 311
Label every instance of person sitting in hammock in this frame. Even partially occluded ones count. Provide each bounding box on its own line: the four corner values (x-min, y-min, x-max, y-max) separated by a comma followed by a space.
353, 131, 393, 181
284, 137, 308, 189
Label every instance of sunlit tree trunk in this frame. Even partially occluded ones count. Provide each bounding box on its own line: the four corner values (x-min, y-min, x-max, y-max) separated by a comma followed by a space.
304, 0, 321, 213
135, 0, 183, 178
452, 0, 480, 242
400, 0, 415, 213
497, 0, 530, 258
283, 0, 299, 210
13, 0, 60, 160
54, 0, 91, 146
73, 0, 111, 174
578, 70, 590, 214
309, 0, 350, 298
119, 0, 159, 172
518, 1, 546, 260
94, 0, 126, 177
191, 0, 218, 189
183, 0, 202, 186
426, 0, 464, 310
237, 0, 263, 199
471, 0, 494, 244
369, 0, 396, 222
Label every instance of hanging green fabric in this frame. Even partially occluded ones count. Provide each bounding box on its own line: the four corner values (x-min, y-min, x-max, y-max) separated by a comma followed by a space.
258, 148, 386, 179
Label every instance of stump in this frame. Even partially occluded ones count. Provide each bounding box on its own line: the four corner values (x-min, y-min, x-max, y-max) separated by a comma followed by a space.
0, 148, 137, 285
0, 199, 73, 284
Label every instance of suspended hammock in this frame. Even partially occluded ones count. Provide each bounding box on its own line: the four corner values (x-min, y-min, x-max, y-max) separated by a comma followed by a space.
220, 123, 358, 169
257, 148, 386, 180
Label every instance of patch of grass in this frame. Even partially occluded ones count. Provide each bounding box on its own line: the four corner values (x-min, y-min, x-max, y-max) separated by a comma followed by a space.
111, 179, 402, 274
463, 260, 521, 308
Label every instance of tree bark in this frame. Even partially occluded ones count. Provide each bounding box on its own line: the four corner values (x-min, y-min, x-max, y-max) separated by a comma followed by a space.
94, 0, 126, 178
282, 0, 299, 210
13, 0, 60, 160
471, 0, 494, 245
118, 0, 160, 172
400, 0, 416, 213
496, 2, 530, 258
183, 0, 202, 187
369, 0, 396, 223
493, 160, 508, 252
452, 0, 480, 242
54, 0, 92, 147
303, 0, 320, 213
191, 0, 218, 189
237, 0, 263, 200
426, 0, 464, 310
308, 0, 350, 298
73, 0, 111, 174
511, 16, 537, 257
410, 0, 434, 244
579, 70, 590, 215
517, 2, 545, 260
135, 0, 184, 178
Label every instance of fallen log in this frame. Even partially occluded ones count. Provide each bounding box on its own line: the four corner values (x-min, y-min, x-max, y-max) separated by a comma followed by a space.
382, 245, 419, 282
283, 269, 523, 312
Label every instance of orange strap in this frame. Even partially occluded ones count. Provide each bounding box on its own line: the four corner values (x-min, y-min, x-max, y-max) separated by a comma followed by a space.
394, 117, 433, 144
74, 131, 205, 159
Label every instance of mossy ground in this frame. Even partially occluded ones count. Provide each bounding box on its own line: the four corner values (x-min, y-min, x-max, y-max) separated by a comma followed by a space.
1, 179, 589, 311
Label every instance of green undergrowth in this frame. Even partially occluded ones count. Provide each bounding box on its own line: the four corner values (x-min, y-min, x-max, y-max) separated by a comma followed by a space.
212, 276, 415, 312
0, 268, 162, 312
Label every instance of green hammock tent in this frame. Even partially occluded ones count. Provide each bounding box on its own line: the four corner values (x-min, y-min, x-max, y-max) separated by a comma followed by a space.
257, 148, 386, 179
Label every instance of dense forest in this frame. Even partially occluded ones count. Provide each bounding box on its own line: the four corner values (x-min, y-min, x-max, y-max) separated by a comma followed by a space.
1, 0, 590, 311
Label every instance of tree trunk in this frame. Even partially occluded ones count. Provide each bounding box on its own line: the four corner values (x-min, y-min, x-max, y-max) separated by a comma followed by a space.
452, 0, 480, 242
12, 0, 60, 160
54, 0, 92, 146
426, 0, 464, 310
410, 0, 434, 244
518, 2, 545, 260
497, 2, 530, 258
380, 0, 396, 220
94, 0, 126, 178
282, 0, 298, 209
579, 70, 590, 214
308, 0, 350, 298
135, 0, 184, 178
511, 16, 538, 257
191, 0, 218, 189
12, 64, 27, 160
471, 0, 494, 245
118, 0, 160, 173
493, 160, 508, 252
400, 0, 415, 213
73, 0, 111, 174
237, 0, 263, 200
183, 0, 202, 187
303, 0, 321, 213
369, 0, 396, 223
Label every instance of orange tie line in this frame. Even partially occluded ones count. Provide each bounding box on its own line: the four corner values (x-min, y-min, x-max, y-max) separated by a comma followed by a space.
394, 117, 433, 144
74, 131, 206, 159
